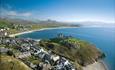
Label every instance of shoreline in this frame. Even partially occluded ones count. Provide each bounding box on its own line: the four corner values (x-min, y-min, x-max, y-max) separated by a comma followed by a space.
9, 26, 78, 37
101, 61, 109, 70
83, 61, 108, 70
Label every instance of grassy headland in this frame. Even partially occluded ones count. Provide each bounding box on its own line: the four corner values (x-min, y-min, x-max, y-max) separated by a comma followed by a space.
39, 34, 105, 69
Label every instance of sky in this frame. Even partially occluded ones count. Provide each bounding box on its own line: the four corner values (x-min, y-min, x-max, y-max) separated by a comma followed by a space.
0, 0, 115, 23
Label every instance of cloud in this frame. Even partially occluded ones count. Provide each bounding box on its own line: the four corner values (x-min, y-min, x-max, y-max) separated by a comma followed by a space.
7, 11, 32, 17
0, 7, 32, 18
7, 11, 17, 16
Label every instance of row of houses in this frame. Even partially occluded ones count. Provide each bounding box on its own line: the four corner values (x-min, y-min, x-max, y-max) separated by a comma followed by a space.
0, 37, 76, 70
30, 44, 75, 70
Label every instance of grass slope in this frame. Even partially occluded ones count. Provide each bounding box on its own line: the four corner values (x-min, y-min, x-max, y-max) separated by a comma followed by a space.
0, 55, 31, 70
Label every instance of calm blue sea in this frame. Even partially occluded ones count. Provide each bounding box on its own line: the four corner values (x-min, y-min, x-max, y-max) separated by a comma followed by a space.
19, 27, 115, 70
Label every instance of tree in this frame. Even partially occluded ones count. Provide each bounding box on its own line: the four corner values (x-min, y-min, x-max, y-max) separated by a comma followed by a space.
7, 50, 14, 56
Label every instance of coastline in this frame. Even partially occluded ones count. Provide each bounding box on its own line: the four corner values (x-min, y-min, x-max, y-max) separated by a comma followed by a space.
8, 26, 108, 70
9, 26, 78, 37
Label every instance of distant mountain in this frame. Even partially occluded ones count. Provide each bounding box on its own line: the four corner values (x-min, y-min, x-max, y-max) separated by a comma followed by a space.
0, 18, 80, 27
0, 18, 37, 25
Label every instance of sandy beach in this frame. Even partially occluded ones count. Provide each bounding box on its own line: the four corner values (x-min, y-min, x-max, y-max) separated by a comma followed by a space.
83, 61, 107, 70
9, 26, 78, 37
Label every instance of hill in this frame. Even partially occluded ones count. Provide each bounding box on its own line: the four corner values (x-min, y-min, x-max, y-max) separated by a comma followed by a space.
39, 34, 105, 69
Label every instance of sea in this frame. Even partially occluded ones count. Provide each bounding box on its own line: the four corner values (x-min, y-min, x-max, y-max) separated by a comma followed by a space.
19, 27, 115, 70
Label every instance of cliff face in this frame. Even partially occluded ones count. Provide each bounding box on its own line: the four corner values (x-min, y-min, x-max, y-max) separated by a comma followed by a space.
39, 36, 105, 68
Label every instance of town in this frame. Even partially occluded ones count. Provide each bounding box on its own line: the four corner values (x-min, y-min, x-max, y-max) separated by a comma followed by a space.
0, 33, 76, 70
